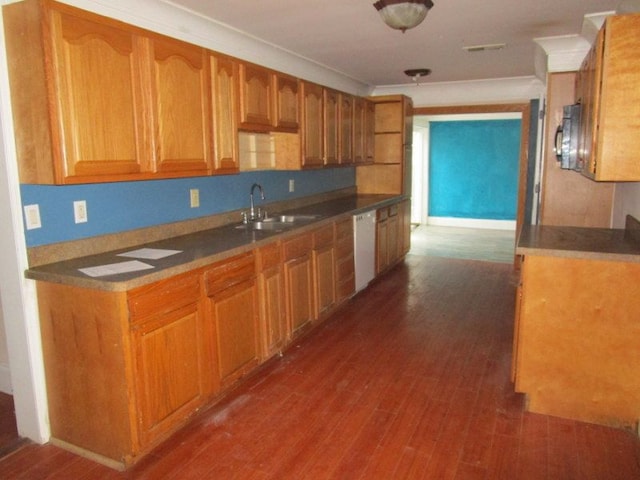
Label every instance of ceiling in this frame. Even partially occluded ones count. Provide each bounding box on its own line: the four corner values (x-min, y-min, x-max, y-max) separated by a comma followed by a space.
165, 0, 631, 87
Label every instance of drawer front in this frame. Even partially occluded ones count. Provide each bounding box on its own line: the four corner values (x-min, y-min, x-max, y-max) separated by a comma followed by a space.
335, 237, 353, 260
336, 255, 354, 279
128, 271, 200, 322
377, 208, 388, 221
205, 252, 255, 295
334, 218, 353, 240
282, 233, 312, 261
313, 224, 334, 249
256, 241, 282, 271
388, 203, 399, 217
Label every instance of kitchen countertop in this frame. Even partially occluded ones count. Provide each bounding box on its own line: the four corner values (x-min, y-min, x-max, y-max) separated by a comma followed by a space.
25, 194, 401, 292
517, 216, 640, 263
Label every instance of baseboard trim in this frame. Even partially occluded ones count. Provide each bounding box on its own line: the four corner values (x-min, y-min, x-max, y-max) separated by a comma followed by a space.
427, 217, 516, 231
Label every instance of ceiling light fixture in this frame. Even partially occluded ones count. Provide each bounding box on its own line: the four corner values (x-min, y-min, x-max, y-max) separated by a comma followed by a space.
462, 43, 507, 53
404, 68, 431, 85
373, 0, 434, 33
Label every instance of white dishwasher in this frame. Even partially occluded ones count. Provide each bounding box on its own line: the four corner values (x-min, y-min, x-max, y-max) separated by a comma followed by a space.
353, 210, 376, 292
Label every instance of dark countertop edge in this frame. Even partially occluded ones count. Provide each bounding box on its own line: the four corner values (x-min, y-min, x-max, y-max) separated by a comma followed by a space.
25, 194, 405, 292
516, 223, 640, 264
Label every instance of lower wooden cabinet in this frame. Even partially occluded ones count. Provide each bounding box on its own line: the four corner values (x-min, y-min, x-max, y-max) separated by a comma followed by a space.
33, 211, 409, 469
204, 253, 260, 388
282, 233, 315, 336
312, 224, 336, 319
376, 201, 408, 274
256, 242, 288, 359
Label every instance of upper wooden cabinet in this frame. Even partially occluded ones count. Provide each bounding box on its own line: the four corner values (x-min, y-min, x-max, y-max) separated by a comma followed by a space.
210, 53, 239, 173
324, 89, 340, 166
339, 94, 354, 165
238, 61, 274, 131
576, 13, 640, 181
4, 1, 151, 183
356, 95, 413, 195
300, 81, 325, 168
149, 36, 212, 177
273, 72, 300, 132
4, 0, 214, 183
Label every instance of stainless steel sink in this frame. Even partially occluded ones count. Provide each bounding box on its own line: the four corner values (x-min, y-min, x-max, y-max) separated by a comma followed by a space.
235, 214, 320, 231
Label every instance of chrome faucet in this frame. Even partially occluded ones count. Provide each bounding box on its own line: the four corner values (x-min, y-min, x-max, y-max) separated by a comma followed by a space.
249, 183, 265, 221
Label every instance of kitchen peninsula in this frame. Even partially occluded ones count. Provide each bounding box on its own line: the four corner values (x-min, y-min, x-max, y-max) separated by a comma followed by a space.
512, 217, 640, 429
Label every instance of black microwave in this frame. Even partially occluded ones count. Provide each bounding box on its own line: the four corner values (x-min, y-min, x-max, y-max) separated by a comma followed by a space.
554, 103, 581, 171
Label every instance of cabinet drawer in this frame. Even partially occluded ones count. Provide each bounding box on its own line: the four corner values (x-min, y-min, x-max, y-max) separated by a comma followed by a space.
128, 272, 200, 322
313, 224, 334, 249
282, 233, 312, 261
336, 255, 354, 279
256, 242, 282, 271
204, 252, 255, 295
335, 237, 354, 260
334, 218, 353, 240
388, 204, 399, 217
377, 208, 388, 221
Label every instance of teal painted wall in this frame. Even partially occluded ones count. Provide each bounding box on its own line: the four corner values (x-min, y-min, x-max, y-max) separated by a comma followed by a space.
21, 168, 355, 247
428, 119, 521, 220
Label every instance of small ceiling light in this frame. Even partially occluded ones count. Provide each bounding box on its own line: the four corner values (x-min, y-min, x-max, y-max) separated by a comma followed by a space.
462, 43, 507, 53
373, 0, 434, 33
404, 68, 431, 84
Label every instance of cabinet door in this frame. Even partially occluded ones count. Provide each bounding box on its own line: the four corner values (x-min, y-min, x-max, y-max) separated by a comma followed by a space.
48, 8, 150, 182
340, 94, 354, 164
376, 216, 389, 274
257, 243, 287, 359
324, 89, 340, 166
353, 97, 365, 164
284, 255, 315, 335
301, 81, 325, 167
132, 303, 203, 447
238, 62, 274, 130
210, 53, 239, 173
365, 99, 376, 163
150, 36, 212, 176
313, 244, 336, 319
207, 279, 260, 387
274, 73, 300, 132
387, 212, 399, 266
335, 218, 355, 302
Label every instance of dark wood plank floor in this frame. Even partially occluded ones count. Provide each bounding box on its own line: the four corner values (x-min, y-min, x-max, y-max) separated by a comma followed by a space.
0, 393, 21, 458
1, 255, 639, 479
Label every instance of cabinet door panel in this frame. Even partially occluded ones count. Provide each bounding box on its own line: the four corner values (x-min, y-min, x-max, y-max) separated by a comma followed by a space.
211, 54, 239, 173
340, 94, 353, 164
284, 255, 314, 334
301, 82, 324, 167
274, 74, 299, 132
208, 279, 260, 384
239, 63, 274, 129
151, 38, 211, 175
133, 304, 202, 445
50, 10, 148, 180
324, 89, 340, 166
314, 245, 336, 318
260, 266, 287, 356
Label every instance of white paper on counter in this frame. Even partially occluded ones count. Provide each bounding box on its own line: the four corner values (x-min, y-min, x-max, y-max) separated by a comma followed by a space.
116, 248, 182, 260
79, 260, 154, 277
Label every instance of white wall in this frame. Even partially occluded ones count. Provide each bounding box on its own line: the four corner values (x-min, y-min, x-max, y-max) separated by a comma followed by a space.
612, 183, 640, 228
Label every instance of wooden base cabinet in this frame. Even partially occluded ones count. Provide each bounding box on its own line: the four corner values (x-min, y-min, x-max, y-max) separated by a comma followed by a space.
204, 253, 261, 388
282, 233, 315, 336
335, 218, 355, 302
256, 242, 288, 359
513, 254, 640, 427
312, 224, 336, 319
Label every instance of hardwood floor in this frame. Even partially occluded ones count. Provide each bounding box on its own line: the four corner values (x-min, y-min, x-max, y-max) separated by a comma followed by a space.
0, 393, 21, 458
1, 249, 638, 478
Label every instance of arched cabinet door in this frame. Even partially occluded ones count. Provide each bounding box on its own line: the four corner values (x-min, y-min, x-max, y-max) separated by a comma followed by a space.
49, 7, 151, 183
149, 36, 212, 177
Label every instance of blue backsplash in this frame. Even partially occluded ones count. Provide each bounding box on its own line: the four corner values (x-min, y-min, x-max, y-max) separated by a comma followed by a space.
21, 168, 355, 247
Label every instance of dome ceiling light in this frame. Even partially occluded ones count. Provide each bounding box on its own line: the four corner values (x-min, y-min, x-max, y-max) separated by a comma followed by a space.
404, 68, 431, 85
373, 0, 435, 33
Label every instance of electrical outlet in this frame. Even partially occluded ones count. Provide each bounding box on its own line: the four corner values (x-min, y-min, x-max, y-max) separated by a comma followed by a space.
190, 188, 200, 208
24, 204, 42, 230
289, 179, 295, 192
73, 200, 88, 224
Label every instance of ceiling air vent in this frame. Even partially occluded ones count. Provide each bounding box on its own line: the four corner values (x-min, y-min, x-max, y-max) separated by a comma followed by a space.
462, 43, 506, 53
